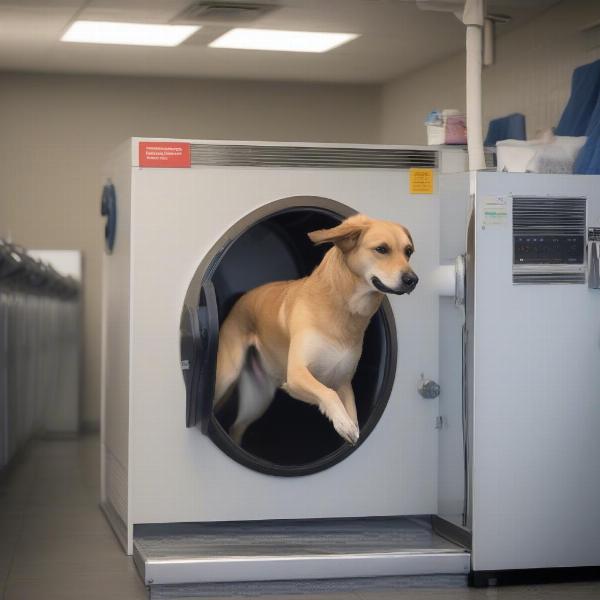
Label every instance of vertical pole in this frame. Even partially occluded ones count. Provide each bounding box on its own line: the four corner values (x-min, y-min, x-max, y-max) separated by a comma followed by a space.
463, 0, 486, 171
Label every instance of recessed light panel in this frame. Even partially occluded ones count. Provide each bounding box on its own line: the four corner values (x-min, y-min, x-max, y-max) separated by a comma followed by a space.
61, 21, 200, 47
209, 28, 359, 53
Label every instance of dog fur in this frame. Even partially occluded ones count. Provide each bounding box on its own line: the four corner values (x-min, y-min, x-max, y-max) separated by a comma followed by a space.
214, 214, 417, 445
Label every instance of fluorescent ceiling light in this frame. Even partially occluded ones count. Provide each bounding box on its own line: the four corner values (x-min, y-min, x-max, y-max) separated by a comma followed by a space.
61, 21, 199, 47
209, 28, 359, 53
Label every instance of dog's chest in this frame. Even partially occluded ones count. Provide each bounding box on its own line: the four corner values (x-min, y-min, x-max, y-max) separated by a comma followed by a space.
304, 332, 361, 388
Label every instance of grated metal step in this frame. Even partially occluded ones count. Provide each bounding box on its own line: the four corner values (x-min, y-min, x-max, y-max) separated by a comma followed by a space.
133, 517, 470, 587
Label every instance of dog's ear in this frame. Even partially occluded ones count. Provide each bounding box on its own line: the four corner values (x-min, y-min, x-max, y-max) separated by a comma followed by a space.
308, 215, 371, 252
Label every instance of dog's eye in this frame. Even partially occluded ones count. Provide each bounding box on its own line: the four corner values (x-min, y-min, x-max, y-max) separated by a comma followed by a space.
405, 247, 414, 258
374, 245, 389, 255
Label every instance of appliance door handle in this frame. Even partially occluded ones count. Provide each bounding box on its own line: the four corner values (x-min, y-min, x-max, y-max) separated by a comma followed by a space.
186, 279, 219, 433
100, 182, 117, 253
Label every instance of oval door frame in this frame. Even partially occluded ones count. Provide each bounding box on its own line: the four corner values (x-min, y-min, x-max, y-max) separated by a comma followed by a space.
180, 196, 398, 477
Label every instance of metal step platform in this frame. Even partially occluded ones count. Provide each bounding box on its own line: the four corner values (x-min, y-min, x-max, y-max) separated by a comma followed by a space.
133, 516, 470, 591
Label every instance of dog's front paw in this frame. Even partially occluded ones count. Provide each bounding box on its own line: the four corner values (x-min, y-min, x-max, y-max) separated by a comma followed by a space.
333, 413, 360, 445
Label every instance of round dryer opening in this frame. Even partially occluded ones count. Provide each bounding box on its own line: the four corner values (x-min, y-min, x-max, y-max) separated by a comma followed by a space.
181, 197, 397, 477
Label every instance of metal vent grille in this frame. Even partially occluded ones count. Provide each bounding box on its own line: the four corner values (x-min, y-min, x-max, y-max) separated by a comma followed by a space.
190, 144, 438, 169
173, 2, 276, 24
512, 196, 586, 285
513, 197, 586, 235
513, 271, 586, 285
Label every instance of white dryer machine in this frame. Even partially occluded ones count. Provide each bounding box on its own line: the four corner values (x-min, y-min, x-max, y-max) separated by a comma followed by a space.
100, 139, 469, 584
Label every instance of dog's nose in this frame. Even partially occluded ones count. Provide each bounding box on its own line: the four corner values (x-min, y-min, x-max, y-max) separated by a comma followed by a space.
401, 272, 419, 288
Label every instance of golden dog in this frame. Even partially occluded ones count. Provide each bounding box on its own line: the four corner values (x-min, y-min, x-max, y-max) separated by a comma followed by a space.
214, 214, 417, 445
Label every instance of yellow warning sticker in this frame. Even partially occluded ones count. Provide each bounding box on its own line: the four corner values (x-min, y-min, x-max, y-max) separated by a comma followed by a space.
409, 168, 434, 194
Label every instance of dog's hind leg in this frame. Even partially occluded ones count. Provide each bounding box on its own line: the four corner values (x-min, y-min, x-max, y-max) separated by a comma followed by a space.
229, 348, 276, 444
214, 315, 250, 409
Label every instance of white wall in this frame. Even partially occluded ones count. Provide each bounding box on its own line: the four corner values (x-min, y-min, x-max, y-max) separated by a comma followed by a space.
381, 0, 600, 145
0, 72, 380, 429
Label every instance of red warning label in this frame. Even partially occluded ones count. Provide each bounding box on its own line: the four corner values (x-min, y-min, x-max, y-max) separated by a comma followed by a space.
139, 141, 191, 168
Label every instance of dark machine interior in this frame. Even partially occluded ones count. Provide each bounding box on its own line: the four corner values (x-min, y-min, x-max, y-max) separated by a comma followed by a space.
211, 208, 393, 468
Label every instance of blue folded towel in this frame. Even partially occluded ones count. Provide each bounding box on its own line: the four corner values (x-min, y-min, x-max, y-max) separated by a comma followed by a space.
555, 58, 600, 174
484, 113, 526, 146
556, 59, 600, 137
574, 98, 600, 174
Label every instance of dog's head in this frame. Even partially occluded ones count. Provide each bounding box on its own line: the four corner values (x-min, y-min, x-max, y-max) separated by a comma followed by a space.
308, 214, 418, 295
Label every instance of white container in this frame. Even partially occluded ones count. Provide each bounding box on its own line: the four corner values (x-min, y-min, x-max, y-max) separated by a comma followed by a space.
427, 124, 446, 145
496, 135, 586, 173
496, 139, 545, 172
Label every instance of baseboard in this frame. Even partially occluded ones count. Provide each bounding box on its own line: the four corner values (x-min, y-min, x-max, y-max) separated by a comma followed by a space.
100, 500, 128, 553
37, 431, 79, 440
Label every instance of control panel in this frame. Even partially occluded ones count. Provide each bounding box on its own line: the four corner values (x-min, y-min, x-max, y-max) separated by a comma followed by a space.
512, 196, 587, 284
514, 235, 584, 265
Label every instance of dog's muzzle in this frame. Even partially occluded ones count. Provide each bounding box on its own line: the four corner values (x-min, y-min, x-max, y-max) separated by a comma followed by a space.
371, 272, 419, 295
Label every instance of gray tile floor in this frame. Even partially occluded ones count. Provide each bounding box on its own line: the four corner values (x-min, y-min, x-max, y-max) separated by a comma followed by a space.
0, 436, 146, 600
1, 436, 599, 600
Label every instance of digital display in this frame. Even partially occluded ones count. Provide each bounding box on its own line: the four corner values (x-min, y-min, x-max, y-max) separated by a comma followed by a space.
513, 235, 584, 265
